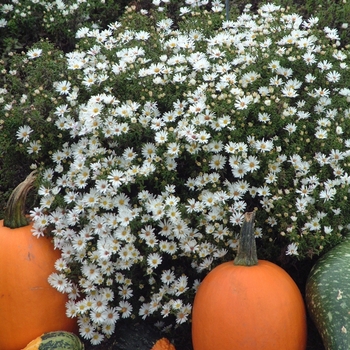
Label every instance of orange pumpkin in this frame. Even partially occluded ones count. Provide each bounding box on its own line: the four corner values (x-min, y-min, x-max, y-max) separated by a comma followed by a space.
0, 172, 77, 350
192, 211, 307, 350
151, 337, 176, 350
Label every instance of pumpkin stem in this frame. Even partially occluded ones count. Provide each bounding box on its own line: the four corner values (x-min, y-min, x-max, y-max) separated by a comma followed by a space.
3, 171, 37, 229
234, 211, 258, 266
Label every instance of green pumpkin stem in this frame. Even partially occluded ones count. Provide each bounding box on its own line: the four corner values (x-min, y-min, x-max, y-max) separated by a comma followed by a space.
234, 211, 258, 266
3, 171, 37, 229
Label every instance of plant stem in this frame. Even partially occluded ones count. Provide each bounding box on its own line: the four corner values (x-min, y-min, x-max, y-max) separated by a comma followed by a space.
3, 171, 36, 229
234, 211, 258, 266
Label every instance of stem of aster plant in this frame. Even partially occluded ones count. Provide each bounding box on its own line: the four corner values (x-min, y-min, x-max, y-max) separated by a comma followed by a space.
3, 171, 36, 229
233, 211, 258, 266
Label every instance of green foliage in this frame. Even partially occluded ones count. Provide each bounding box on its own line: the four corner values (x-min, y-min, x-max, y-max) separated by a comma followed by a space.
0, 0, 130, 55
299, 0, 350, 43
0, 40, 70, 216
229, 0, 350, 44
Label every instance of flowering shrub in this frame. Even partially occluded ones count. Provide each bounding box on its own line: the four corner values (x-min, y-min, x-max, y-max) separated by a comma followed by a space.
0, 40, 70, 212
0, 0, 128, 53
6, 0, 350, 345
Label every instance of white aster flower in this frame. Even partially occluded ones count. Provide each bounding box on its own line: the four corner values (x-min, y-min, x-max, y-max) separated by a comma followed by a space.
27, 48, 42, 59
16, 125, 33, 142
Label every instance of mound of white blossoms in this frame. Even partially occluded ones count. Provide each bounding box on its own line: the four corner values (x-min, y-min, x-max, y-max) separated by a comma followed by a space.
20, 0, 350, 344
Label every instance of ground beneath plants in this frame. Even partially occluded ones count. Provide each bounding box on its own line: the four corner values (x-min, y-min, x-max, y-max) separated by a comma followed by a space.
82, 318, 324, 350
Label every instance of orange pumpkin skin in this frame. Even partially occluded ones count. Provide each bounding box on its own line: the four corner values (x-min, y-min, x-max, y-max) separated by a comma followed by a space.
0, 221, 77, 350
192, 260, 307, 350
151, 337, 176, 350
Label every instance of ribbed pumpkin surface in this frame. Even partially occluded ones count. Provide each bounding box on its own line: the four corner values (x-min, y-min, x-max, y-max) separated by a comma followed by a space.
192, 260, 307, 350
0, 221, 77, 350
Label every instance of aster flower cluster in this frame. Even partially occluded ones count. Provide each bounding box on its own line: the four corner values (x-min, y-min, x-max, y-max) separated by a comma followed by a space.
5, 0, 350, 344
0, 0, 105, 28
0, 0, 127, 55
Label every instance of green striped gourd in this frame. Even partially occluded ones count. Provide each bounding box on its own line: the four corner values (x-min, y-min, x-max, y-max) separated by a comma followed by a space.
21, 331, 84, 350
306, 238, 350, 349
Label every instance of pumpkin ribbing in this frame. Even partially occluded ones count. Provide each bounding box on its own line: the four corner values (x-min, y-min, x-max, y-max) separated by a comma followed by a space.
191, 211, 307, 350
0, 172, 77, 350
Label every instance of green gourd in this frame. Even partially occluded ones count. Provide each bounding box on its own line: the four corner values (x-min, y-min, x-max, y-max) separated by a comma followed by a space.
21, 331, 84, 350
306, 238, 350, 350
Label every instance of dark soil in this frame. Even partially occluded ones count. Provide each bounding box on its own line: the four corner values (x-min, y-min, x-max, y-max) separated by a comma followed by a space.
82, 316, 324, 350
